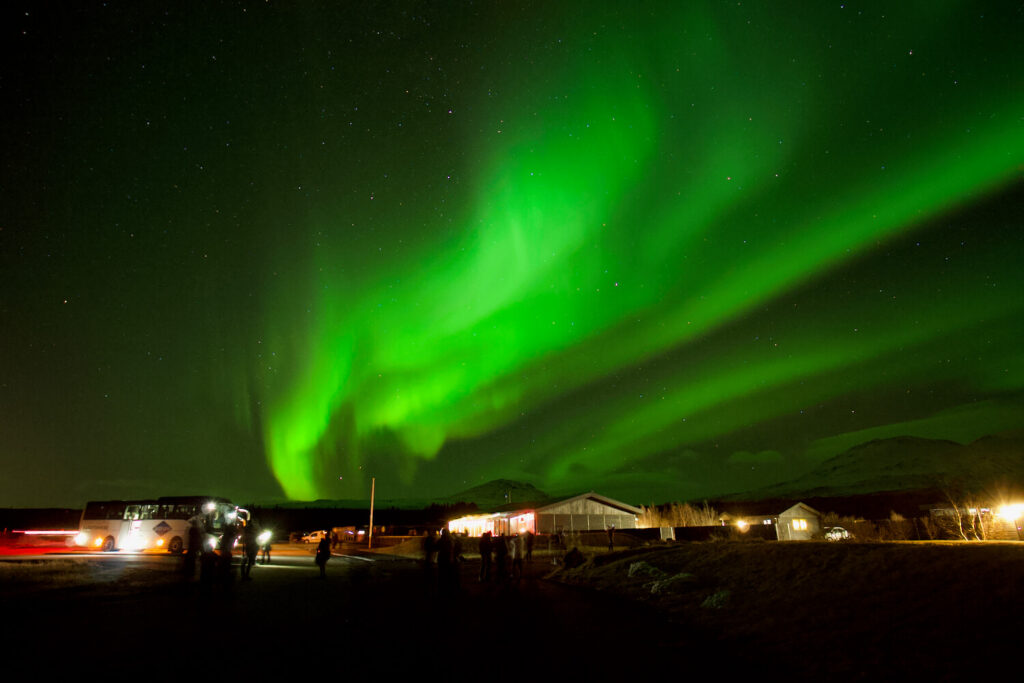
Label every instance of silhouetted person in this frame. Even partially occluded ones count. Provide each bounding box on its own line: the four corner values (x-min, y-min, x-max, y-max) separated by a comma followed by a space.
494, 533, 509, 582
241, 523, 258, 579
315, 534, 331, 578
200, 543, 217, 586
478, 531, 493, 582
436, 528, 455, 594
260, 532, 271, 564
423, 529, 437, 564
511, 533, 525, 581
183, 517, 202, 578
452, 532, 464, 591
422, 529, 437, 592
219, 524, 238, 580
525, 530, 534, 563
607, 525, 615, 551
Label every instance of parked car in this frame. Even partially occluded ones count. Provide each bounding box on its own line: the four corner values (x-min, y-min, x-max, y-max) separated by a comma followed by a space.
301, 530, 328, 544
824, 526, 851, 541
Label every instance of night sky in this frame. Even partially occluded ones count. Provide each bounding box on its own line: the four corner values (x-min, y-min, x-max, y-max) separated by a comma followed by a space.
2, 2, 1022, 507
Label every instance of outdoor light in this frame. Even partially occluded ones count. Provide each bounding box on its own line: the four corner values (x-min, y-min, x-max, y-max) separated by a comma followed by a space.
737, 520, 749, 531
257, 531, 272, 545
997, 504, 1024, 520
204, 502, 216, 512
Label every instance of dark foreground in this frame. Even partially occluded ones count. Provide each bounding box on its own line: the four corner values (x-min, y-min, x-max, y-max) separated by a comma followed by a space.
5, 542, 1023, 681
3, 550, 737, 678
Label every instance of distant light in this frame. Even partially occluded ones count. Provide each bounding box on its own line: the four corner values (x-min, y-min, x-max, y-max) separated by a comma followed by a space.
204, 502, 216, 512
997, 504, 1024, 520
736, 520, 749, 531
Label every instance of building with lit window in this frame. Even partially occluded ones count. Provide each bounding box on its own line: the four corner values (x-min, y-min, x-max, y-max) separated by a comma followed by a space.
775, 502, 822, 540
448, 492, 642, 537
719, 502, 823, 541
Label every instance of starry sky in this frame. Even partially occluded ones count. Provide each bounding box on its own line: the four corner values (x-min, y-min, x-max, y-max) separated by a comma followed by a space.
2, 2, 1022, 507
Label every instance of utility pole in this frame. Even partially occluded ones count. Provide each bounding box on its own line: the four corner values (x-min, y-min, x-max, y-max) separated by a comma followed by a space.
368, 477, 376, 550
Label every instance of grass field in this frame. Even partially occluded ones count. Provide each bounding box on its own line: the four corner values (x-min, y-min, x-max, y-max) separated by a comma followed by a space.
549, 540, 1024, 679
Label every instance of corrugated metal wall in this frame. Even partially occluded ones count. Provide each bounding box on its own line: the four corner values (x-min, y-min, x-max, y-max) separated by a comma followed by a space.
537, 512, 636, 533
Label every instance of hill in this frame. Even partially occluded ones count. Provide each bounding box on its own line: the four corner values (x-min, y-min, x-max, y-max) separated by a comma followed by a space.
734, 433, 1024, 502
436, 479, 551, 508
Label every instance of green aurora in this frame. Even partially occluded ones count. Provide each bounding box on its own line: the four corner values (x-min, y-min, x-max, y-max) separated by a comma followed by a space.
2, 2, 1022, 505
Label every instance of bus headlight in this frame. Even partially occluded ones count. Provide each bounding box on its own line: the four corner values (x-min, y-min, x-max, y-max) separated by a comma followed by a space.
74, 532, 88, 546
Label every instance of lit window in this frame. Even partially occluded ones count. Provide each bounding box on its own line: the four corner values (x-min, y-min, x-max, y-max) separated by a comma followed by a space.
792, 519, 807, 531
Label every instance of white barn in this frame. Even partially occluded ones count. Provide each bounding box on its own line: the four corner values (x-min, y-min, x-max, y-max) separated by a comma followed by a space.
448, 492, 641, 537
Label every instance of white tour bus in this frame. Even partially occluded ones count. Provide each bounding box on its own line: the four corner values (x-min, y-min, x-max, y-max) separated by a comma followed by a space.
75, 496, 249, 553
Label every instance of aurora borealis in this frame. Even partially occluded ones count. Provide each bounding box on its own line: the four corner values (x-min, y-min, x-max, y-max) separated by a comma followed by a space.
2, 2, 1022, 507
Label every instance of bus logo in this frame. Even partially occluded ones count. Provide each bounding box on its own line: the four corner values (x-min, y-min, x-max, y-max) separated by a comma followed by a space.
153, 521, 172, 536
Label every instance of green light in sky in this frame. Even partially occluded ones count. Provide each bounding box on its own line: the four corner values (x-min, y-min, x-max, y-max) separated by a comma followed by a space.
254, 3, 1023, 500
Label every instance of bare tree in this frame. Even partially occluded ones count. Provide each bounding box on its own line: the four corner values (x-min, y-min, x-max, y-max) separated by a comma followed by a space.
639, 501, 720, 528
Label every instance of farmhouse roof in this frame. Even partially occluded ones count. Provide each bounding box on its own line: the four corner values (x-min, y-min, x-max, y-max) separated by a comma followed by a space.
721, 501, 822, 521
486, 491, 642, 516
535, 491, 643, 515
779, 502, 822, 518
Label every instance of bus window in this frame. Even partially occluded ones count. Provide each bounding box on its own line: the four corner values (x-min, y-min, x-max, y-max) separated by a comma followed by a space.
83, 501, 128, 521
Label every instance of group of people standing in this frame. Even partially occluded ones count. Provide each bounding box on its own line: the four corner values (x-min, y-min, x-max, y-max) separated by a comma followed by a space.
422, 527, 464, 594
478, 530, 534, 582
422, 528, 535, 593
181, 516, 271, 583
